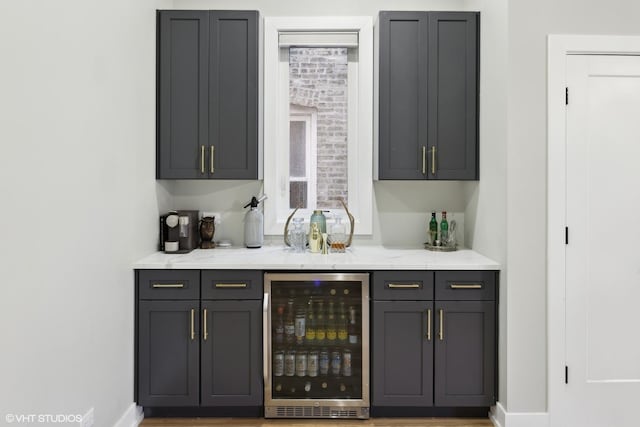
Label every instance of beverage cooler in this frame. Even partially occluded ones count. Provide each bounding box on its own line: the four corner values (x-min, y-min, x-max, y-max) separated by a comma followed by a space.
263, 273, 370, 419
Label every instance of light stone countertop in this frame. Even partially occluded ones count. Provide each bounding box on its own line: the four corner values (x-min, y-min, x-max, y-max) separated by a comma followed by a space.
133, 244, 500, 270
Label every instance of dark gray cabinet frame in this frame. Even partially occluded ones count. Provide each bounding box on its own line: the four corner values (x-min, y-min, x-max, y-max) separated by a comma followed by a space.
378, 11, 479, 180
136, 268, 496, 415
371, 270, 497, 412
156, 10, 258, 179
135, 269, 263, 412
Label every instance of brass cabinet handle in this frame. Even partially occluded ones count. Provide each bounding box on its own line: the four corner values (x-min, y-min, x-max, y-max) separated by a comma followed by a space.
215, 283, 248, 288
438, 309, 444, 341
422, 146, 426, 175
200, 145, 205, 174
203, 308, 208, 341
387, 283, 421, 289
152, 283, 184, 288
431, 146, 436, 175
190, 308, 195, 341
426, 309, 431, 341
450, 283, 483, 289
210, 145, 215, 174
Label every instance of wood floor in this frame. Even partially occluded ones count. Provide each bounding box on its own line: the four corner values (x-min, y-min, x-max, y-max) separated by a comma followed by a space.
140, 418, 493, 427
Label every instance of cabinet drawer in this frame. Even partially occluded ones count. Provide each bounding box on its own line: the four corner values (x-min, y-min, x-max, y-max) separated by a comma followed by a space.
435, 271, 496, 301
138, 270, 200, 300
372, 271, 434, 300
201, 270, 263, 300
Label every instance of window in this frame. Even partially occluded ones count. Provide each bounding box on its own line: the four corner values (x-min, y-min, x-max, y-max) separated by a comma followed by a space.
264, 17, 373, 235
289, 104, 317, 208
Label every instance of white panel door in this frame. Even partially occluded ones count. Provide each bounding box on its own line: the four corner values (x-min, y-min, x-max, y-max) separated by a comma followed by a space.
565, 54, 640, 427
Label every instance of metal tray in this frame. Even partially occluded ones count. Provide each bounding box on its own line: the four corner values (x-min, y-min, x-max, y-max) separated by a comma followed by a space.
424, 243, 457, 252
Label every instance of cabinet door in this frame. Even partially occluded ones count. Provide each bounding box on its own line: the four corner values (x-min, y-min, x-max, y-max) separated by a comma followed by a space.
378, 12, 429, 180
200, 300, 263, 406
434, 301, 495, 406
157, 11, 209, 179
371, 301, 434, 406
427, 12, 478, 180
138, 300, 200, 406
208, 11, 258, 179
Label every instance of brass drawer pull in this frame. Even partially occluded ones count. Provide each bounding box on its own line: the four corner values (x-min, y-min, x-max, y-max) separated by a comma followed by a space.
214, 145, 216, 173
203, 308, 208, 341
215, 283, 248, 288
431, 146, 436, 175
387, 283, 421, 289
190, 308, 195, 341
201, 145, 205, 174
439, 309, 444, 340
152, 283, 185, 288
450, 284, 483, 289
426, 309, 431, 341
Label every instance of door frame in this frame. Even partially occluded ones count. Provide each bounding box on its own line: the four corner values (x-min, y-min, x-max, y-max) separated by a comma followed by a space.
547, 35, 640, 427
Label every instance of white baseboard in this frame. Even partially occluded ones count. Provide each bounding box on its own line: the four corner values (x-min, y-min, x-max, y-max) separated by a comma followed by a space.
490, 402, 549, 427
113, 404, 143, 427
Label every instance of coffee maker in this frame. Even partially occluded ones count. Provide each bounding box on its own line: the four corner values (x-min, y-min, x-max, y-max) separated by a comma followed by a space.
159, 210, 199, 253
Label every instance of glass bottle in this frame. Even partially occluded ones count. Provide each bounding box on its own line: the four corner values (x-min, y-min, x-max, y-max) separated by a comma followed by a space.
285, 298, 295, 344
429, 212, 438, 245
274, 304, 285, 345
310, 210, 327, 234
440, 211, 449, 244
295, 305, 306, 345
348, 305, 359, 344
315, 300, 326, 344
337, 299, 348, 342
329, 215, 347, 252
273, 348, 284, 377
289, 217, 307, 253
326, 300, 337, 342
305, 298, 316, 343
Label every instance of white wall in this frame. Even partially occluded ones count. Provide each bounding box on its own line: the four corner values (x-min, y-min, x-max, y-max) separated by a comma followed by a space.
504, 0, 640, 414
463, 0, 509, 409
0, 1, 166, 426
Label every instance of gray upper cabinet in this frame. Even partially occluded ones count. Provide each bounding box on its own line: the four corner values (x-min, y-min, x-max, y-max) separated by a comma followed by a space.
157, 10, 258, 179
378, 11, 479, 180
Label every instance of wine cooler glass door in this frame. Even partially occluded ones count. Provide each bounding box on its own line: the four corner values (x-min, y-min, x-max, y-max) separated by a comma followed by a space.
264, 273, 369, 417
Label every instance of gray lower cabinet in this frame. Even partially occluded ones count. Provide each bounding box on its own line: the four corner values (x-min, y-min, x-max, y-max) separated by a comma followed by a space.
371, 270, 497, 409
138, 300, 200, 406
434, 300, 495, 406
136, 270, 263, 409
372, 300, 434, 406
200, 300, 263, 406
378, 11, 479, 180
156, 10, 258, 179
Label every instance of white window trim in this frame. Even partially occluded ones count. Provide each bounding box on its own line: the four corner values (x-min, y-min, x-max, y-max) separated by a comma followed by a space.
289, 104, 317, 209
263, 16, 373, 235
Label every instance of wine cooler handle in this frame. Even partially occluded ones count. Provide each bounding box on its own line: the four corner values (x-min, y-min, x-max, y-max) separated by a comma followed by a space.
262, 292, 269, 386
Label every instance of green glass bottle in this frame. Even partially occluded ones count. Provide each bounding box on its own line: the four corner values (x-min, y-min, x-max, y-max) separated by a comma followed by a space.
429, 212, 438, 245
440, 211, 449, 245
